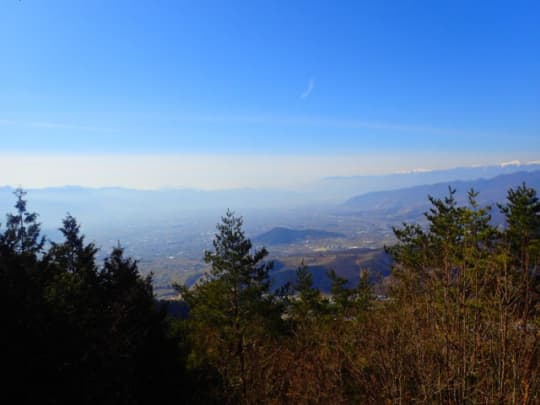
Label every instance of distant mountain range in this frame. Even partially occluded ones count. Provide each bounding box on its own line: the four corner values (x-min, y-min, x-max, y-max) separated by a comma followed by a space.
314, 162, 540, 201
254, 227, 344, 245
3, 164, 538, 293
342, 170, 540, 219
1, 163, 539, 236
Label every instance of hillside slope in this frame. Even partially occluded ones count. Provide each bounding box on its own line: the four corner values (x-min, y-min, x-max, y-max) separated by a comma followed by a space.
254, 227, 344, 245
343, 170, 540, 214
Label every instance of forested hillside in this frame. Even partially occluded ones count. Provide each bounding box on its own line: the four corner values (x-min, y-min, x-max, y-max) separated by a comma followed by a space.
1, 185, 539, 404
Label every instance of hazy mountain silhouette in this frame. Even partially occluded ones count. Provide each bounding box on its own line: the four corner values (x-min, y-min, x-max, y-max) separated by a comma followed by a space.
342, 170, 540, 216
254, 227, 344, 245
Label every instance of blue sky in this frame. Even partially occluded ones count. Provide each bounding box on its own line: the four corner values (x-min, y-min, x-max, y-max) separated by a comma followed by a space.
0, 1, 539, 188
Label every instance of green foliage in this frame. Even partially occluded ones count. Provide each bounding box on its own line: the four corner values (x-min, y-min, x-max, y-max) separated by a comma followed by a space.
178, 210, 284, 403
46, 214, 98, 276
0, 187, 45, 255
290, 260, 327, 319
3, 185, 539, 404
202, 209, 276, 324
327, 268, 373, 317
183, 210, 281, 335
499, 182, 540, 267
382, 184, 540, 403
0, 192, 186, 404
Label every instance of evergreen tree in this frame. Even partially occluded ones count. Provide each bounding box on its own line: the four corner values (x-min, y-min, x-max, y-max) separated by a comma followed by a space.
179, 210, 280, 403
328, 268, 372, 317
46, 214, 98, 275
291, 260, 326, 319
382, 187, 540, 403
0, 191, 187, 404
0, 187, 45, 255
498, 182, 540, 271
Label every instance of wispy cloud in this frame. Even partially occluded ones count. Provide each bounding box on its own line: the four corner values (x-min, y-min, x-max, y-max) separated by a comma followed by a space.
27, 122, 116, 133
169, 113, 511, 139
0, 119, 116, 133
300, 78, 315, 99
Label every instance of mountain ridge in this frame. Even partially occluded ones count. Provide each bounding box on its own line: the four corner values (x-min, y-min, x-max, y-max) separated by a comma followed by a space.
343, 170, 540, 214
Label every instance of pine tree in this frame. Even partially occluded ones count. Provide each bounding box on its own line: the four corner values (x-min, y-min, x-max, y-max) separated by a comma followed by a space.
291, 260, 326, 319
328, 268, 372, 317
179, 210, 279, 403
498, 182, 540, 273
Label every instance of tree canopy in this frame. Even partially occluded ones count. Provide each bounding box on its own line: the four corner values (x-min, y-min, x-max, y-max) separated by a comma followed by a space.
1, 185, 539, 403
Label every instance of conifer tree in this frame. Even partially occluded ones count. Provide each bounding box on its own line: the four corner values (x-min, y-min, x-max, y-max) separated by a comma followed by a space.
498, 182, 540, 272
0, 188, 45, 255
291, 260, 325, 319
180, 210, 279, 403
47, 214, 98, 275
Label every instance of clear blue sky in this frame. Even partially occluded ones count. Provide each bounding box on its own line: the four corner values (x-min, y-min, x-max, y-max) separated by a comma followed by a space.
0, 1, 539, 187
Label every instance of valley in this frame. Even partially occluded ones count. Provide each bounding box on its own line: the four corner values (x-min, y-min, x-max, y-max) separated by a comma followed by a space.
2, 167, 539, 298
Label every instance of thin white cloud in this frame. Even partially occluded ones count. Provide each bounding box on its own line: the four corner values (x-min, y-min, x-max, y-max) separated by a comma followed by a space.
170, 113, 517, 139
300, 78, 315, 99
27, 122, 116, 133
4, 114, 487, 138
